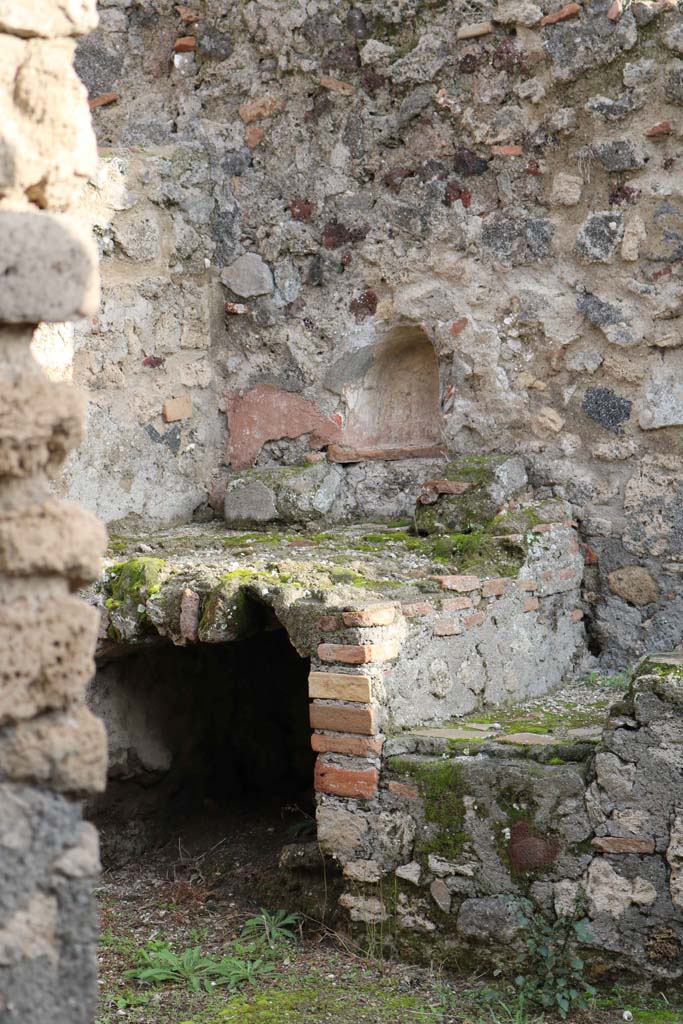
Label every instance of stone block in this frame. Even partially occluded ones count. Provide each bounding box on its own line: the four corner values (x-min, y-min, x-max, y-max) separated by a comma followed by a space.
0, 706, 107, 794
0, 595, 99, 723
0, 0, 97, 37
435, 575, 481, 592
0, 213, 98, 323
607, 566, 659, 606
309, 671, 372, 702
221, 253, 274, 297
224, 479, 277, 525
162, 395, 192, 423
342, 606, 395, 627
311, 732, 384, 756
0, 499, 105, 584
591, 837, 655, 854
314, 761, 379, 798
0, 374, 85, 477
310, 704, 377, 735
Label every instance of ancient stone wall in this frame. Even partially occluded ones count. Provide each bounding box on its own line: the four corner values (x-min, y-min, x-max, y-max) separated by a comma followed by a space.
0, 3, 106, 1020
65, 0, 683, 668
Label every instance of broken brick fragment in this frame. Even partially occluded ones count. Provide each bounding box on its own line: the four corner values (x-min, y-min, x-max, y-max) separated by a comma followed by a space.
174, 35, 196, 51
290, 199, 314, 221
539, 2, 581, 25
88, 92, 119, 110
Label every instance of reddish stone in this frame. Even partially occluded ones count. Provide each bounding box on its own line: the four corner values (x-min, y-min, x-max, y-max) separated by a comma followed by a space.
490, 145, 523, 157
349, 290, 378, 320
316, 616, 339, 632
442, 596, 473, 612
401, 602, 433, 617
523, 597, 540, 613
89, 92, 120, 110
318, 641, 400, 664
321, 220, 368, 249
238, 96, 285, 124
607, 0, 622, 19
450, 317, 468, 337
433, 618, 463, 637
444, 181, 472, 208
342, 606, 395, 627
226, 384, 341, 468
591, 836, 655, 854
507, 822, 561, 871
583, 543, 598, 565
388, 780, 419, 799
383, 167, 414, 193
179, 588, 200, 642
290, 199, 314, 221
435, 575, 481, 592
539, 2, 581, 25
311, 732, 384, 756
418, 479, 473, 505
310, 704, 376, 735
142, 355, 165, 368
464, 611, 486, 629
244, 126, 264, 148
174, 35, 196, 51
319, 75, 355, 95
646, 121, 673, 137
315, 761, 378, 798
481, 578, 510, 598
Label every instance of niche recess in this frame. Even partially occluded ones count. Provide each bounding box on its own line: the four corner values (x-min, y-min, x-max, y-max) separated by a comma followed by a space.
87, 622, 314, 867
329, 324, 442, 462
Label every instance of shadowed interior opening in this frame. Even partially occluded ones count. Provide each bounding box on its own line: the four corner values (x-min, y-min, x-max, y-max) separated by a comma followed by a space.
87, 626, 315, 868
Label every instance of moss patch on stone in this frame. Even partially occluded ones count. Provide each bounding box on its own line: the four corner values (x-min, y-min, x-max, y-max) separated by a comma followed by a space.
104, 557, 167, 611
389, 757, 468, 860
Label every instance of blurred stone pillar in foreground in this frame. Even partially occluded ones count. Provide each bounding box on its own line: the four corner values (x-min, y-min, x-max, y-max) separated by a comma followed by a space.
0, 2, 107, 1021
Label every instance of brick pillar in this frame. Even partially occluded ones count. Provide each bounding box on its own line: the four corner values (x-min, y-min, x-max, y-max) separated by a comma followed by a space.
0, 4, 107, 1022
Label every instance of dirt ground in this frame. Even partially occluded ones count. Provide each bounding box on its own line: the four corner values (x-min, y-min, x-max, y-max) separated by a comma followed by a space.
94, 803, 681, 1024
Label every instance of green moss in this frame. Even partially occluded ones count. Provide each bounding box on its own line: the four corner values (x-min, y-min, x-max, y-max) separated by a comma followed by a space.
104, 557, 167, 611
390, 758, 468, 860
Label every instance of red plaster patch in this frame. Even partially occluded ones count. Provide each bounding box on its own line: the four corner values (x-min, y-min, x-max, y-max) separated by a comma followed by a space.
226, 384, 342, 468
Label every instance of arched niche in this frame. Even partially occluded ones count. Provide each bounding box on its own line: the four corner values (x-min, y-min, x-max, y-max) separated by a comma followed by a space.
329, 325, 443, 462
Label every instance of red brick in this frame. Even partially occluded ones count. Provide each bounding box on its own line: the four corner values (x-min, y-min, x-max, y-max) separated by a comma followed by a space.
523, 597, 540, 613
571, 609, 584, 623
238, 96, 285, 124
542, 570, 554, 581
311, 732, 384, 756
435, 575, 481, 593
315, 761, 378, 798
316, 616, 339, 632
481, 578, 510, 598
539, 2, 581, 25
388, 780, 419, 799
442, 596, 474, 612
516, 579, 538, 591
174, 35, 196, 51
342, 606, 395, 627
179, 588, 200, 642
401, 602, 433, 617
318, 641, 399, 664
433, 618, 463, 637
464, 611, 486, 629
310, 704, 376, 735
309, 672, 371, 702
591, 836, 655, 855
560, 567, 577, 581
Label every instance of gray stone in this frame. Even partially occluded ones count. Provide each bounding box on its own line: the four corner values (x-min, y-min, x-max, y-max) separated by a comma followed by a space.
221, 253, 274, 297
576, 212, 624, 263
481, 213, 553, 266
457, 896, 523, 944
586, 139, 645, 172
224, 479, 277, 525
582, 388, 632, 433
430, 878, 451, 914
639, 351, 683, 429
395, 860, 422, 885
0, 213, 99, 323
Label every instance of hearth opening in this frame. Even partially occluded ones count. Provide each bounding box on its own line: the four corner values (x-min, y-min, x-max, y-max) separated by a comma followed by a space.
87, 621, 315, 871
